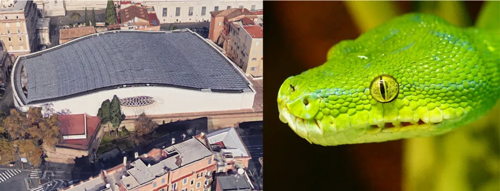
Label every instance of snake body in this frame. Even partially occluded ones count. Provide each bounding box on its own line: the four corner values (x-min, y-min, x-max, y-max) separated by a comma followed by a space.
278, 13, 499, 146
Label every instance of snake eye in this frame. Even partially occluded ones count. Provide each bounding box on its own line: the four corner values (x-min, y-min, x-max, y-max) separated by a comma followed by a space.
370, 75, 399, 103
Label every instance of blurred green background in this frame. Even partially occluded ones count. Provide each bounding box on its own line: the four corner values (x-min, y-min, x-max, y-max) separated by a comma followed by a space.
264, 1, 499, 191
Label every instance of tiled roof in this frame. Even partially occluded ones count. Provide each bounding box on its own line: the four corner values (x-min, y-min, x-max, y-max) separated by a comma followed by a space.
58, 114, 101, 150
211, 8, 252, 19
59, 26, 96, 41
18, 30, 250, 104
148, 12, 159, 26
243, 25, 263, 38
119, 5, 148, 24
240, 17, 255, 25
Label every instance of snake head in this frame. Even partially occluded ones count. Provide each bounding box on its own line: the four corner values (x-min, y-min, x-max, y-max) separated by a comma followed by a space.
278, 13, 500, 146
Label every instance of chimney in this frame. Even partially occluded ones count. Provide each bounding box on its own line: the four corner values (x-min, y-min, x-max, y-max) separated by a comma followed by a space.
175, 155, 182, 167
134, 152, 139, 159
123, 156, 127, 166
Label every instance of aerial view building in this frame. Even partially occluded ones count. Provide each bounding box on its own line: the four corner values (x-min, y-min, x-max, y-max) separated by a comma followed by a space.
12, 30, 256, 127
0, 0, 39, 57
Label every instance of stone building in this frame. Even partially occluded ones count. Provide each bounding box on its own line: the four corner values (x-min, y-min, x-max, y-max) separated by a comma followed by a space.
0, 43, 13, 89
209, 8, 263, 77
0, 0, 39, 57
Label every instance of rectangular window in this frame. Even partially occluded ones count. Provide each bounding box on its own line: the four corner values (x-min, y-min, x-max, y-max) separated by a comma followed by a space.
201, 6, 206, 16
227, 6, 231, 9
214, 6, 219, 11
161, 177, 165, 184
251, 5, 256, 11
162, 8, 167, 17
196, 182, 200, 188
172, 183, 177, 189
239, 5, 243, 9
190, 180, 194, 185
153, 182, 157, 187
176, 7, 181, 16
183, 178, 187, 185
188, 7, 193, 16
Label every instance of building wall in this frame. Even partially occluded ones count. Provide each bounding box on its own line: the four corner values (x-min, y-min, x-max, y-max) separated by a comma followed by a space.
21, 86, 255, 117
45, 146, 89, 164
169, 156, 216, 191
63, 0, 108, 11
208, 14, 224, 42
143, 0, 262, 24
224, 22, 262, 77
0, 1, 39, 57
33, 0, 66, 16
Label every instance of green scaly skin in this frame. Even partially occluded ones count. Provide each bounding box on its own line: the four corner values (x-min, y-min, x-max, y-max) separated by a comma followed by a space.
277, 13, 500, 146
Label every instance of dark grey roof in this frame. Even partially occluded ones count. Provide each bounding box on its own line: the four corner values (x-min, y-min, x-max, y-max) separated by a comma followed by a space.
19, 30, 250, 104
218, 175, 252, 191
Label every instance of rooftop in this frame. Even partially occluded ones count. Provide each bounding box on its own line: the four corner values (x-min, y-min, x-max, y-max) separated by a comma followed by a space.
208, 127, 250, 157
217, 174, 252, 191
0, 0, 27, 12
59, 26, 96, 41
57, 114, 101, 150
243, 25, 263, 38
122, 137, 212, 189
118, 5, 148, 24
16, 30, 251, 104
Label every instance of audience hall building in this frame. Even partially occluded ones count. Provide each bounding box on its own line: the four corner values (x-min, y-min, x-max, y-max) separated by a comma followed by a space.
12, 30, 255, 119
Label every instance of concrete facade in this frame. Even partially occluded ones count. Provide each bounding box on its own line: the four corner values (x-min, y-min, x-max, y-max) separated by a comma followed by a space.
0, 0, 39, 57
33, 0, 66, 16
224, 21, 262, 77
137, 0, 262, 24
25, 86, 255, 117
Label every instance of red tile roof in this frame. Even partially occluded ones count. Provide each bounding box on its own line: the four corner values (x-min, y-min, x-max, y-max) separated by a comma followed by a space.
119, 5, 149, 24
59, 26, 96, 41
148, 13, 159, 26
240, 17, 255, 25
243, 25, 263, 38
58, 114, 101, 150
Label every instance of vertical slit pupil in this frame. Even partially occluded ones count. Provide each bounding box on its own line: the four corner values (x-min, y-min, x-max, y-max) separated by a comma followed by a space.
379, 77, 386, 100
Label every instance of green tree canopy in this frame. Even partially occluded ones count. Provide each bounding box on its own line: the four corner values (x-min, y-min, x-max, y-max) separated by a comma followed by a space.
105, 0, 117, 25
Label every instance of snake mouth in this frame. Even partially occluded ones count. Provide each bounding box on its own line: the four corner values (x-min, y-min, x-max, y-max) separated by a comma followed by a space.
278, 102, 455, 146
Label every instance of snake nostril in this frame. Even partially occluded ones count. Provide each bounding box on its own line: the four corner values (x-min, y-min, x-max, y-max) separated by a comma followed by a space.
303, 98, 309, 106
290, 84, 295, 92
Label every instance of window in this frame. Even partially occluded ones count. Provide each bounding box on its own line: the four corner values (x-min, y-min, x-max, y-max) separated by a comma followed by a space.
172, 183, 177, 189
227, 6, 231, 9
161, 177, 165, 184
252, 58, 257, 61
19, 37, 22, 41
8, 37, 11, 41
153, 182, 157, 187
190, 180, 194, 185
188, 7, 193, 16
251, 5, 256, 11
183, 178, 187, 185
175, 7, 181, 16
201, 6, 206, 16
239, 5, 243, 9
214, 6, 219, 11
208, 157, 212, 164
250, 67, 256, 71
196, 182, 201, 188
162, 8, 167, 17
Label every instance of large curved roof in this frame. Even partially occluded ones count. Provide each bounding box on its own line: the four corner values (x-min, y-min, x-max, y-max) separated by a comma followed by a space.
17, 30, 250, 104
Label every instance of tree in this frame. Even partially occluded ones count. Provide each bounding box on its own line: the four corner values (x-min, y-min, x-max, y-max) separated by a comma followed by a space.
70, 12, 81, 22
110, 95, 122, 128
0, 139, 15, 165
130, 113, 157, 145
84, 7, 90, 26
105, 0, 117, 25
91, 8, 97, 27
2, 109, 27, 140
15, 139, 43, 167
98, 99, 111, 124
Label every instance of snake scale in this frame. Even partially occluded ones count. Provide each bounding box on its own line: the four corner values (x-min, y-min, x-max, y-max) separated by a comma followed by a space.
277, 13, 499, 146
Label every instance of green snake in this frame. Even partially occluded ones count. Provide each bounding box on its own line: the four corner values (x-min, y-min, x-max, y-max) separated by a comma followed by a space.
277, 13, 499, 146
